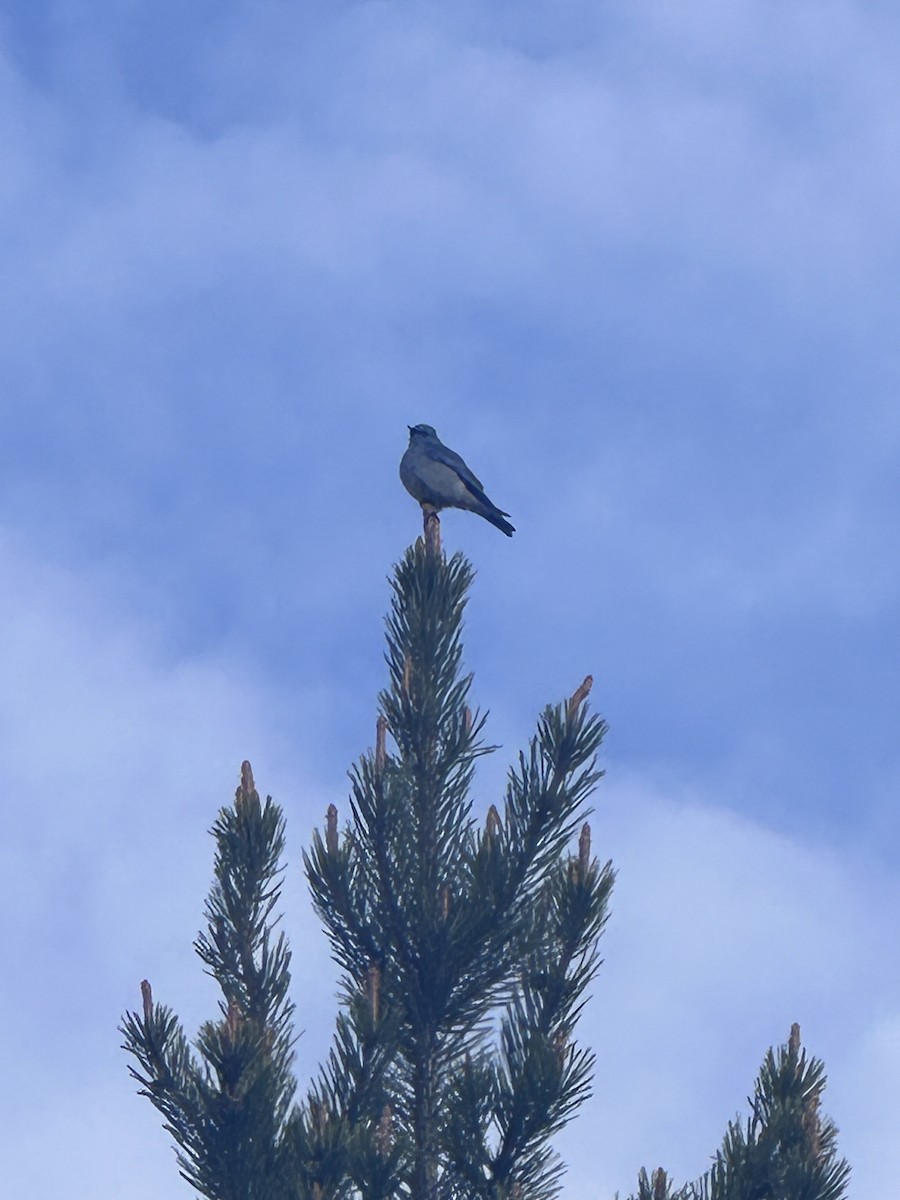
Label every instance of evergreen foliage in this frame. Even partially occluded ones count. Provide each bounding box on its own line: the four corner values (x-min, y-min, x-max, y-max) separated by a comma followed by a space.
122, 537, 612, 1199
305, 542, 612, 1200
120, 763, 296, 1200
630, 1024, 850, 1200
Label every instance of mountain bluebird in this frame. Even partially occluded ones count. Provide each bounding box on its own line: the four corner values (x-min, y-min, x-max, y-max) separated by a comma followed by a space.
400, 424, 515, 537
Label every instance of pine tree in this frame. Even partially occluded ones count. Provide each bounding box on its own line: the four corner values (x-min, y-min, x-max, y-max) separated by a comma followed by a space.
121, 525, 613, 1199
121, 521, 850, 1200
630, 1024, 850, 1200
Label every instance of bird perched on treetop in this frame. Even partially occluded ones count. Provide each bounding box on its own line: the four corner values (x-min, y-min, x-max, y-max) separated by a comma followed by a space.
400, 424, 515, 537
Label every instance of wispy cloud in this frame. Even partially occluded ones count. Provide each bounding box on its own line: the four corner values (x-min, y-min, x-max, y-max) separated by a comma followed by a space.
1, 1, 898, 1194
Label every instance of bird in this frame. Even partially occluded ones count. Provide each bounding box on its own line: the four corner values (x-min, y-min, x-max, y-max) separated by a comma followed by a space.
400, 424, 515, 537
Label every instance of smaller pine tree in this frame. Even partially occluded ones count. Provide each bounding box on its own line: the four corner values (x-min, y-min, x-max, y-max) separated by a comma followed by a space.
630, 1024, 850, 1200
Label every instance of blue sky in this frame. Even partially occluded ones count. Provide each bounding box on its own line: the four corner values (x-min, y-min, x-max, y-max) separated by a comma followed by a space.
1, 1, 898, 1196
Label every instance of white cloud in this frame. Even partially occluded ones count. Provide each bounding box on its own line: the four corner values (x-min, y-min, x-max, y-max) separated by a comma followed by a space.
0, 528, 337, 1196
836, 1013, 900, 1196
2, 530, 892, 1198
557, 775, 900, 1196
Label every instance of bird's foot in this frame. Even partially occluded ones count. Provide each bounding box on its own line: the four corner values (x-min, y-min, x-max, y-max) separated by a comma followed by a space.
421, 506, 442, 556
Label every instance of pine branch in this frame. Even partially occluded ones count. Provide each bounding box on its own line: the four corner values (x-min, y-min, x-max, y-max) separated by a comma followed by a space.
286, 976, 409, 1200
633, 1167, 695, 1200
121, 762, 298, 1200
441, 827, 614, 1200
120, 980, 208, 1183
307, 544, 611, 1199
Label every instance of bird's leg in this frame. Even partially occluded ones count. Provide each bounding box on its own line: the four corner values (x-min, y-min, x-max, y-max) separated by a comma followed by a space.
421, 505, 441, 556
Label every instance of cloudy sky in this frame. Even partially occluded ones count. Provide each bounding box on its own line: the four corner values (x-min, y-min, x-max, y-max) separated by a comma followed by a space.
1, 1, 898, 1196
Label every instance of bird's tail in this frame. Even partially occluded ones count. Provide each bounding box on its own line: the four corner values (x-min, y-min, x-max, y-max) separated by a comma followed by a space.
483, 506, 515, 537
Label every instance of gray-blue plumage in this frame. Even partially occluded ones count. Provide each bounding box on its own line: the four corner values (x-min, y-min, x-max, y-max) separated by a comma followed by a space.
400, 424, 515, 537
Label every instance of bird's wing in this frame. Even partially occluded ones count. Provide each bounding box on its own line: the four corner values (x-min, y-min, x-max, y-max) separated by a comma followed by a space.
426, 440, 485, 495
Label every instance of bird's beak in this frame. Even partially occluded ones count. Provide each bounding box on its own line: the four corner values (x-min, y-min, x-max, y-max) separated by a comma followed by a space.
407, 424, 413, 432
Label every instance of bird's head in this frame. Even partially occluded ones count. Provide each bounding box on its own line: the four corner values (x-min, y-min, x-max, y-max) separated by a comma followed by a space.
408, 423, 438, 441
